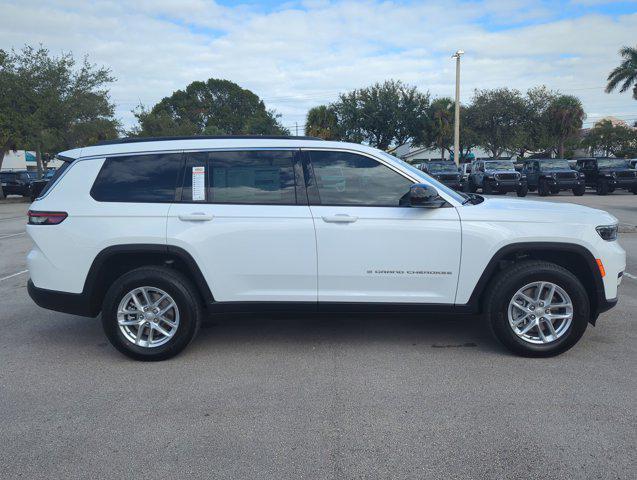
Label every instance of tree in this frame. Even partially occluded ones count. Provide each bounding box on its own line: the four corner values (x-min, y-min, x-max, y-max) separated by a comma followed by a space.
332, 80, 430, 150
427, 97, 453, 159
470, 88, 526, 158
0, 45, 119, 198
582, 119, 637, 157
546, 95, 585, 158
305, 105, 341, 140
512, 86, 558, 158
132, 79, 288, 137
605, 45, 637, 100
458, 103, 480, 161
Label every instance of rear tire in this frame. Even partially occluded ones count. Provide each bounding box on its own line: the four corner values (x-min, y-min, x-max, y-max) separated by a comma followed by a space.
572, 184, 585, 196
596, 179, 609, 195
102, 266, 202, 361
484, 260, 589, 357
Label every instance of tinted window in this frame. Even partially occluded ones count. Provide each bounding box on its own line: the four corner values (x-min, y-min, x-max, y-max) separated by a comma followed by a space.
183, 150, 297, 204
91, 153, 182, 202
308, 151, 412, 206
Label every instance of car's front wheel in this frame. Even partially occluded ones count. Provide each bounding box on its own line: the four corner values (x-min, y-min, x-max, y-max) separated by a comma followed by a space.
516, 184, 528, 197
102, 266, 202, 361
596, 179, 609, 195
572, 184, 585, 196
485, 260, 589, 357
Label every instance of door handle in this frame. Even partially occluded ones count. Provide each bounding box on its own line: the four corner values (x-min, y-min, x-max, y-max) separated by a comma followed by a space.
322, 214, 358, 224
178, 212, 214, 221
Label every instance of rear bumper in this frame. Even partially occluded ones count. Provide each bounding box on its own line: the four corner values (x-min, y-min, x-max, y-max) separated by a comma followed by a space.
27, 279, 97, 317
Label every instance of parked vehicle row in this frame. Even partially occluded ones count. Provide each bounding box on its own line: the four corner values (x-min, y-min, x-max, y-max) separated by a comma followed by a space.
0, 169, 57, 199
417, 157, 637, 196
27, 136, 625, 361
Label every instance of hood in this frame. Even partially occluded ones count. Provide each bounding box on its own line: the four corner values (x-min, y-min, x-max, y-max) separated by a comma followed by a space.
459, 196, 617, 225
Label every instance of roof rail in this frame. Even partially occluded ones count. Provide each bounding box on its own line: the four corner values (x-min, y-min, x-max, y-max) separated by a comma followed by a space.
94, 135, 324, 146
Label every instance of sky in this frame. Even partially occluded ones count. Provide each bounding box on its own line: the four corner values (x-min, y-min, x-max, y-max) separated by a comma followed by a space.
1, 0, 636, 134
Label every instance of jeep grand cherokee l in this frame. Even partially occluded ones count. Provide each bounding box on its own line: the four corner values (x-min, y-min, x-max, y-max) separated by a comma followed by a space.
27, 136, 625, 360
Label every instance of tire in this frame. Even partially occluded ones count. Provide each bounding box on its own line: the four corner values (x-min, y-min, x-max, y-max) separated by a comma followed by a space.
538, 179, 550, 196
549, 185, 560, 195
465, 179, 477, 193
101, 266, 202, 361
572, 184, 585, 196
516, 184, 528, 197
482, 180, 492, 194
484, 260, 589, 357
632, 185, 637, 195
596, 179, 609, 195
608, 186, 615, 193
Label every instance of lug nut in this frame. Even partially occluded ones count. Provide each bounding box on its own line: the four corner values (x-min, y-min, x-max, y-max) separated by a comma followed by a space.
545, 309, 550, 314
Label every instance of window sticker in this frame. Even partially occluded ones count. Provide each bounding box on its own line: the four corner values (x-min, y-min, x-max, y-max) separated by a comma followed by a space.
192, 166, 206, 201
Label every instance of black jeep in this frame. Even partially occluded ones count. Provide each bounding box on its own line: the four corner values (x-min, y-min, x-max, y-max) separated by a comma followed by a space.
465, 159, 527, 196
523, 159, 585, 196
575, 158, 637, 195
419, 161, 462, 190
0, 171, 34, 197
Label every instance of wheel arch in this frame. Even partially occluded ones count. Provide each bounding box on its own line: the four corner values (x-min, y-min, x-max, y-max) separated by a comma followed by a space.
83, 244, 213, 316
467, 242, 604, 324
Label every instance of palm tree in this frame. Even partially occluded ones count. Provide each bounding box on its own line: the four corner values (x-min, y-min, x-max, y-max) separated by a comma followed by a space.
605, 45, 637, 100
547, 95, 585, 159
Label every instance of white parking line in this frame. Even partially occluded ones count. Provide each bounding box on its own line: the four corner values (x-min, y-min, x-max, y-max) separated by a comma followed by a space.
0, 232, 25, 240
0, 270, 28, 282
624, 272, 637, 280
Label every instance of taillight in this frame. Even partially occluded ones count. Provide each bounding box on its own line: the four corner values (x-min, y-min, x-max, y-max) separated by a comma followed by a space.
28, 210, 68, 225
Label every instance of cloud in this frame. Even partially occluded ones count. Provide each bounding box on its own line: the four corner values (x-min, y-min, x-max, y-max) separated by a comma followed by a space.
0, 0, 636, 132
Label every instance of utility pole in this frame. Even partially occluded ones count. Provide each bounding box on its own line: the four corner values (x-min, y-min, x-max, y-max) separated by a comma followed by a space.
295, 122, 298, 136
452, 50, 464, 167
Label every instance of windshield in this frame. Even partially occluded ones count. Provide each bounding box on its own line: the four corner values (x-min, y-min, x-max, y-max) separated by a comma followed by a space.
484, 161, 515, 171
427, 163, 457, 173
540, 160, 571, 170
378, 152, 465, 204
597, 159, 630, 169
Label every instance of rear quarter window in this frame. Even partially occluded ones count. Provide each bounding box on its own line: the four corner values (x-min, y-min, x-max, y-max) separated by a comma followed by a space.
91, 153, 182, 203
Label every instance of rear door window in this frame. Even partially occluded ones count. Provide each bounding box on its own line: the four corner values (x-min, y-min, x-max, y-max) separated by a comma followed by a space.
181, 150, 299, 204
91, 153, 182, 202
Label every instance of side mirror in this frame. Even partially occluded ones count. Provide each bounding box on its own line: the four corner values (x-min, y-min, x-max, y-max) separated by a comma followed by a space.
408, 183, 445, 208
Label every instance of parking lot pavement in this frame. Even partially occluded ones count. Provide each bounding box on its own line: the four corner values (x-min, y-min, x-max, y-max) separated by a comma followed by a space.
1, 196, 635, 479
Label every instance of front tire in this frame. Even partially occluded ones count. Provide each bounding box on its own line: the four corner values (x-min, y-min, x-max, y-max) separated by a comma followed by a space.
596, 179, 609, 195
516, 184, 528, 197
482, 180, 493, 194
102, 266, 202, 361
572, 184, 585, 196
484, 260, 589, 357
538, 179, 550, 196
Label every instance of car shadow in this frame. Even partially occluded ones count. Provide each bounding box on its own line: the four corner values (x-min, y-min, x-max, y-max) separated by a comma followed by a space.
28, 310, 508, 359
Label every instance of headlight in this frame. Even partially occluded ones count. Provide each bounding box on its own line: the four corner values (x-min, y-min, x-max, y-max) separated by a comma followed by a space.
596, 225, 618, 241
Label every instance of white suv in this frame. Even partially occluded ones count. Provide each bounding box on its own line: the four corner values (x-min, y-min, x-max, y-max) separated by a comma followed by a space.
27, 136, 626, 360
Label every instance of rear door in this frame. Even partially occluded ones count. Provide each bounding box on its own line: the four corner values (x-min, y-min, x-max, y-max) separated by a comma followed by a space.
304, 149, 461, 304
167, 149, 317, 303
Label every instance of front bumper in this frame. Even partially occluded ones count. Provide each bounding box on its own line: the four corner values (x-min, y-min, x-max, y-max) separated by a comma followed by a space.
490, 179, 526, 192
546, 178, 585, 190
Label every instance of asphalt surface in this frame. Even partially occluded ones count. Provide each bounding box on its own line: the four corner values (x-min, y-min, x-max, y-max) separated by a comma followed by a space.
0, 192, 635, 480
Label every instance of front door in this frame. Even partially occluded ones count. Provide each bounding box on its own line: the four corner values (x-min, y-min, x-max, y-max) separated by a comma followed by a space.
304, 149, 461, 304
167, 149, 317, 303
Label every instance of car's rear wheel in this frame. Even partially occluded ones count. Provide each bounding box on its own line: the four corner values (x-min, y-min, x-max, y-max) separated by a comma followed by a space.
572, 184, 585, 196
102, 266, 202, 361
485, 260, 589, 357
